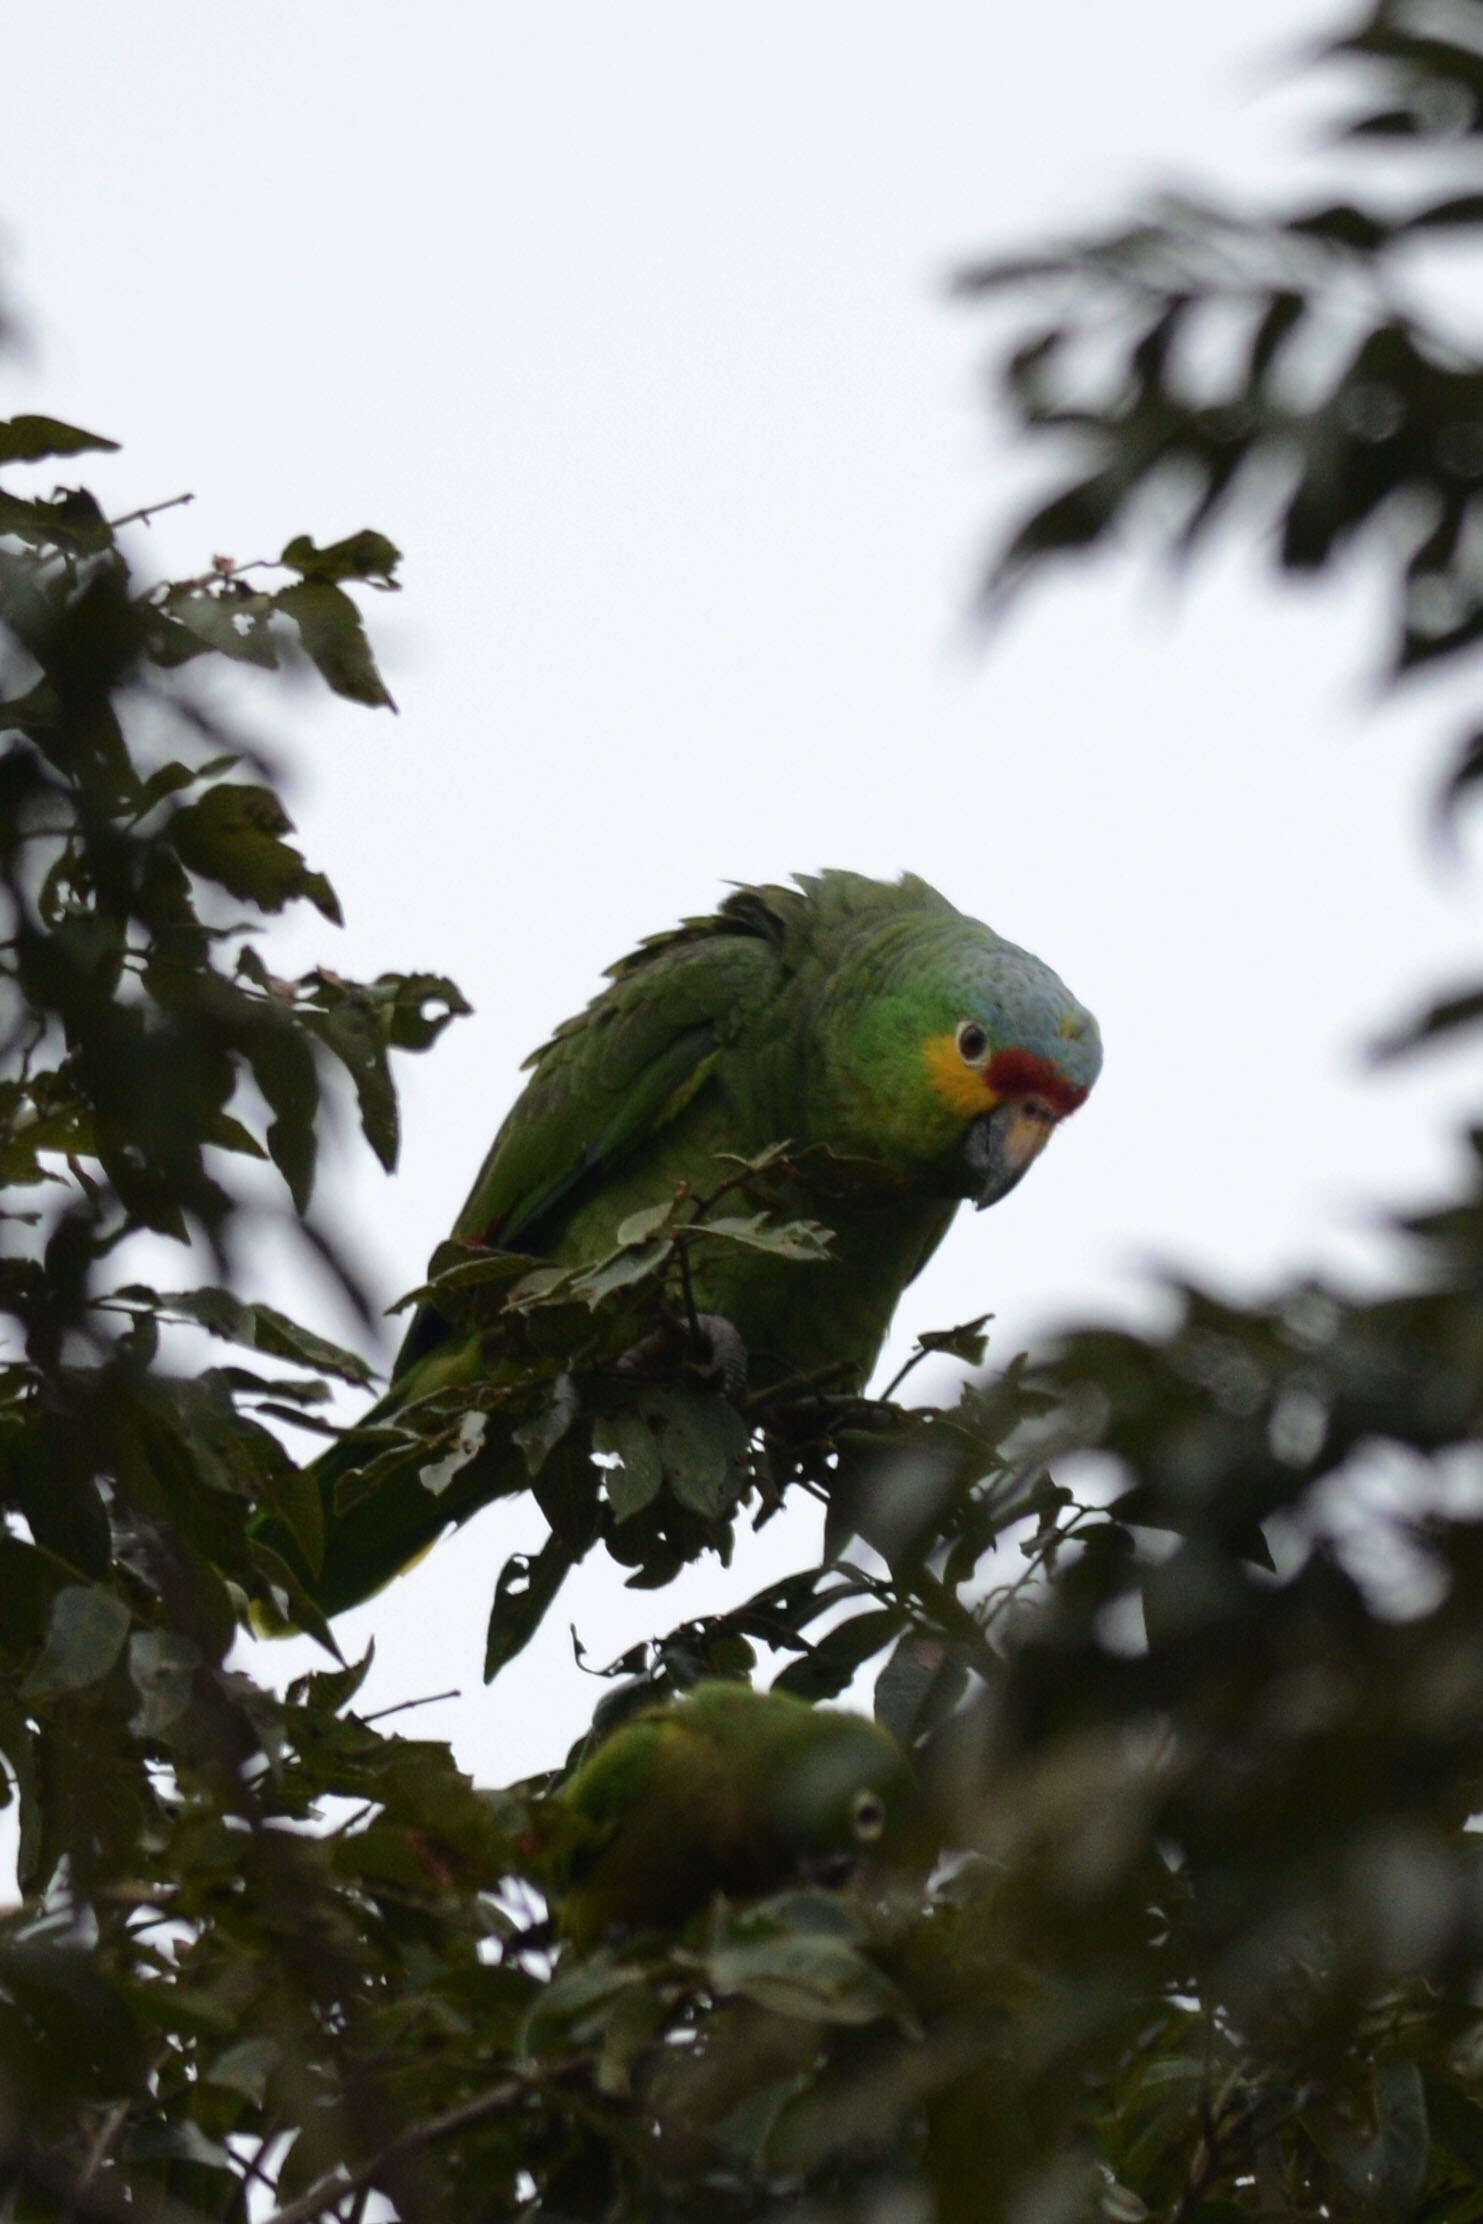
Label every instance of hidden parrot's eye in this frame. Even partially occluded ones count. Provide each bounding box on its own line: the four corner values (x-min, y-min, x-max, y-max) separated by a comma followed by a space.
955, 1021, 989, 1066
851, 1788, 887, 1843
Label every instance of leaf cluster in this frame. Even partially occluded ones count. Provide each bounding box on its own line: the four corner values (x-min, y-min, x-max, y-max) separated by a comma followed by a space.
20, 16, 1483, 2220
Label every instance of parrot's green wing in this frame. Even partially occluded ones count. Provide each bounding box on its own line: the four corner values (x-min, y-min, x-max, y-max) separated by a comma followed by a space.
252, 909, 789, 1623
394, 915, 782, 1377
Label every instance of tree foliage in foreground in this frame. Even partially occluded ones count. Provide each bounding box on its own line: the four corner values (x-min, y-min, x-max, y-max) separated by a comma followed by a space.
10, 5, 1483, 2219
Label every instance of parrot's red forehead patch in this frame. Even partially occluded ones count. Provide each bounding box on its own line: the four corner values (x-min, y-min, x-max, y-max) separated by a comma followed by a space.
986, 1048, 1089, 1118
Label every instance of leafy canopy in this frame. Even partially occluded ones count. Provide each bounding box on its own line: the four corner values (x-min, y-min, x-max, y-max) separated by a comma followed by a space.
11, 8, 1483, 2219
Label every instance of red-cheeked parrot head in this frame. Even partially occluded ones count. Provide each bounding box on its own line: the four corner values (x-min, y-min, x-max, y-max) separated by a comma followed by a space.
821, 906, 1102, 1206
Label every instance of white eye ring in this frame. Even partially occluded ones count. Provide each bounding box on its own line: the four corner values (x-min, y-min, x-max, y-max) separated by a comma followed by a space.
851, 1788, 887, 1843
955, 1021, 989, 1066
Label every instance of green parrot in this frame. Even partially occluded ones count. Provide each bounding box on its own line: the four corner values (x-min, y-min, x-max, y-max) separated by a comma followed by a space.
261, 871, 1100, 1618
547, 1680, 931, 1949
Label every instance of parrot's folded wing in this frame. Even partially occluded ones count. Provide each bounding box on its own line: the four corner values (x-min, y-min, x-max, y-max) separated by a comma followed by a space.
394, 927, 778, 1378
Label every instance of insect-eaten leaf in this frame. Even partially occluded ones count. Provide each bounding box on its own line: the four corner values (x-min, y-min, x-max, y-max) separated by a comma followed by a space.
420, 1410, 489, 1498
485, 1532, 578, 1681
371, 970, 471, 1051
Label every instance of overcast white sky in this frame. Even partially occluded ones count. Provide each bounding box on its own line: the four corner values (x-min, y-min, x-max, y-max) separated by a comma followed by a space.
6, 2, 1483, 1783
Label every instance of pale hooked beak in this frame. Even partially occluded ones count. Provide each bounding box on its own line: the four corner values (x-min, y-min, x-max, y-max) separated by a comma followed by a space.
964, 1095, 1058, 1209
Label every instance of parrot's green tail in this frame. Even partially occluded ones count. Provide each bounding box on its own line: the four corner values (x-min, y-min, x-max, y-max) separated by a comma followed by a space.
249, 1394, 519, 1627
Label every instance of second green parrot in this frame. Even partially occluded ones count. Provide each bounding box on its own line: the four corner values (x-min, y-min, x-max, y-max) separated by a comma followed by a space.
548, 1680, 931, 1948
265, 870, 1101, 1616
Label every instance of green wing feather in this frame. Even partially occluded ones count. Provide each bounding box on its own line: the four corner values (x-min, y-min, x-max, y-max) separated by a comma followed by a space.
394, 912, 782, 1376
253, 905, 786, 1620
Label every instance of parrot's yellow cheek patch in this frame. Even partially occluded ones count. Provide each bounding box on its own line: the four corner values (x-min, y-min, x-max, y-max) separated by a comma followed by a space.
923, 1034, 996, 1121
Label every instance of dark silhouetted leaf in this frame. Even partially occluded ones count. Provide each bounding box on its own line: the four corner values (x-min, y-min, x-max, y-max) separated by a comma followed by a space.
279, 528, 401, 585
0, 414, 119, 465
275, 580, 395, 709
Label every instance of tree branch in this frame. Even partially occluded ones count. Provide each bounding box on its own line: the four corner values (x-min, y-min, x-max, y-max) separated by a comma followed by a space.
107, 490, 194, 531
262, 2063, 577, 2224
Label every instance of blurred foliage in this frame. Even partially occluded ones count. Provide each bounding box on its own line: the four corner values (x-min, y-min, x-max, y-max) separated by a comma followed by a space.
11, 6, 1483, 2221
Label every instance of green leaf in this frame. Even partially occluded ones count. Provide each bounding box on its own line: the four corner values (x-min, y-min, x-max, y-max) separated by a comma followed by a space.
594, 1409, 665, 1520
704, 1910, 913, 2028
127, 1628, 200, 1737
202, 1110, 269, 1159
0, 414, 119, 465
484, 1531, 577, 1681
696, 1212, 833, 1262
569, 1238, 671, 1306
614, 1201, 678, 1247
640, 1386, 750, 1520
0, 484, 112, 554
204, 2035, 279, 2106
279, 528, 401, 585
916, 1313, 993, 1366
246, 1303, 375, 1385
417, 1410, 489, 1499
301, 994, 398, 1170
247, 1540, 342, 1659
1351, 2058, 1429, 2212
772, 1608, 900, 1701
134, 1285, 375, 1384
164, 586, 280, 667
514, 1373, 580, 1477
130, 758, 216, 816
275, 579, 395, 709
286, 1640, 375, 1716
874, 1629, 969, 1744
21, 1584, 131, 1701
372, 969, 471, 1050
243, 1024, 319, 1212
169, 782, 342, 920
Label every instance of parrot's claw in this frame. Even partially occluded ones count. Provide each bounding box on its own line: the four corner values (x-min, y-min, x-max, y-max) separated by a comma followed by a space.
689, 1311, 749, 1400
615, 1311, 749, 1401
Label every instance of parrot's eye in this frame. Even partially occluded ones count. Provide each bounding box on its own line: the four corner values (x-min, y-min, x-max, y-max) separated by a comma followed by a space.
955, 1021, 989, 1066
851, 1788, 887, 1843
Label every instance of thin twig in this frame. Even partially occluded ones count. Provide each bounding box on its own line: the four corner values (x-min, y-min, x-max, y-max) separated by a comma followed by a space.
262, 2065, 575, 2224
107, 491, 194, 532
1170, 2073, 1267, 2224
674, 1234, 702, 1343
361, 1687, 461, 1725
76, 2098, 132, 2192
879, 1342, 933, 1403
